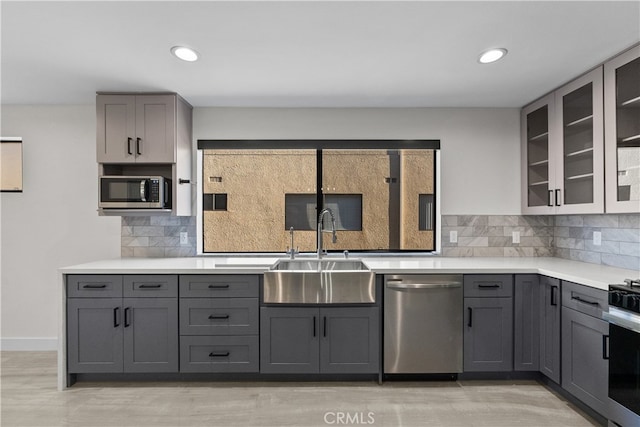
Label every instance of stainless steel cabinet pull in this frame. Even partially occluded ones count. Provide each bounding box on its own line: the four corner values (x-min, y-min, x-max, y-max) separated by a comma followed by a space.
572, 296, 599, 306
602, 335, 609, 360
139, 284, 162, 289
208, 284, 230, 289
83, 284, 106, 289
208, 314, 229, 320
136, 137, 142, 155
209, 352, 230, 357
387, 283, 461, 289
113, 307, 121, 328
124, 307, 131, 327
467, 307, 473, 327
127, 137, 133, 155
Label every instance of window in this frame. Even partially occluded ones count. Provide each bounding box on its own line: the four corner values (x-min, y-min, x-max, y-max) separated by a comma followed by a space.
198, 140, 439, 253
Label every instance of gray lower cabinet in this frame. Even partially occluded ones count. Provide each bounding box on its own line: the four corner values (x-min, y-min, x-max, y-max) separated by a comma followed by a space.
260, 306, 379, 374
463, 275, 513, 372
561, 281, 609, 418
66, 274, 178, 374
514, 275, 540, 371
178, 275, 260, 373
540, 276, 561, 383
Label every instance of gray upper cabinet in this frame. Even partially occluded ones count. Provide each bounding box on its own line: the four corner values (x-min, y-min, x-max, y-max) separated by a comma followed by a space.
521, 68, 604, 215
604, 44, 640, 213
514, 275, 540, 371
539, 276, 561, 383
97, 93, 189, 164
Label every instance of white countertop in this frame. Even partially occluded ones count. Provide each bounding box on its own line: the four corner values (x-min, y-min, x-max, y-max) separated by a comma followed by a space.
59, 256, 639, 291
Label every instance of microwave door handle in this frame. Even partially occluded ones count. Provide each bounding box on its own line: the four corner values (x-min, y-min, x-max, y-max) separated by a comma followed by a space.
139, 180, 147, 202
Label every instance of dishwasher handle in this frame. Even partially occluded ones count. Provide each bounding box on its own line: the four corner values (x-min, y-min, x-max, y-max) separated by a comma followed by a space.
386, 281, 462, 290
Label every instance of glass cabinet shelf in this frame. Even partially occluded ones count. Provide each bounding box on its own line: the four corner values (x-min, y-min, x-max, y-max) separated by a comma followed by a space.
529, 180, 549, 187
566, 173, 594, 181
529, 159, 549, 166
621, 95, 640, 107
529, 132, 549, 141
565, 115, 593, 128
619, 134, 640, 145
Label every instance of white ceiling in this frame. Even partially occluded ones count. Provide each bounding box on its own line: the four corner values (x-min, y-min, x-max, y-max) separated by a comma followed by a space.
2, 1, 639, 108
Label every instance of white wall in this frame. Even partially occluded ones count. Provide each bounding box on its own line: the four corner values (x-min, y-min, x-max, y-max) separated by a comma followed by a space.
193, 108, 521, 215
1, 106, 121, 348
0, 105, 519, 345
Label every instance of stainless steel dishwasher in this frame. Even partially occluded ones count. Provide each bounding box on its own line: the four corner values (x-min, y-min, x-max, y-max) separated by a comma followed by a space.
384, 274, 463, 374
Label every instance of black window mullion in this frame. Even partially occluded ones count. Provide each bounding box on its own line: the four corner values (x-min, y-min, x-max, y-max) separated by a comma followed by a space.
316, 149, 323, 228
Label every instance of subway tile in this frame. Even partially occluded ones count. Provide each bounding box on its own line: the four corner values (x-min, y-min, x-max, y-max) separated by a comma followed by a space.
554, 237, 584, 250
488, 215, 519, 226
619, 214, 640, 229
480, 226, 505, 237
555, 215, 583, 227
520, 216, 553, 227
534, 247, 553, 257
165, 247, 197, 257
132, 226, 165, 237
569, 226, 598, 240
602, 228, 640, 243
488, 236, 513, 247
457, 215, 488, 227
520, 236, 551, 247
504, 247, 534, 257
458, 237, 488, 247
602, 253, 640, 270
121, 216, 151, 226
473, 247, 505, 257
585, 240, 620, 254
122, 236, 149, 247
569, 250, 602, 265
504, 226, 535, 237
121, 247, 134, 257
121, 226, 133, 237
620, 242, 640, 257
532, 226, 554, 237
441, 216, 458, 227
442, 247, 473, 257
149, 236, 180, 247
553, 247, 571, 259
133, 247, 165, 257
164, 226, 190, 236
554, 227, 570, 238
583, 214, 619, 228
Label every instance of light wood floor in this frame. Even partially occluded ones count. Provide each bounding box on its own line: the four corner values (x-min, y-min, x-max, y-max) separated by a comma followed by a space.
1, 352, 599, 427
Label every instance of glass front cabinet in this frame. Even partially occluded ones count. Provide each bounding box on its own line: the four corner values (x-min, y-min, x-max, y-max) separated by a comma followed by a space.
522, 68, 604, 214
604, 45, 640, 213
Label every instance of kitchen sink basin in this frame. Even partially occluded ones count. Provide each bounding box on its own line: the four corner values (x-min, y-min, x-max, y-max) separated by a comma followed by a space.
263, 258, 375, 304
270, 258, 370, 271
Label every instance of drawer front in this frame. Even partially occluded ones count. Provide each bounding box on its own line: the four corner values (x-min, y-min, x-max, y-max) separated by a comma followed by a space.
562, 280, 608, 318
123, 275, 178, 298
180, 336, 259, 373
179, 275, 259, 298
179, 298, 259, 336
464, 275, 513, 298
67, 275, 123, 298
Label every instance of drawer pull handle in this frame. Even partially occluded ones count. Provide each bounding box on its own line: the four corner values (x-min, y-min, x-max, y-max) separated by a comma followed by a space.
83, 284, 107, 289
603, 335, 609, 360
572, 296, 599, 306
138, 284, 162, 289
209, 352, 230, 357
478, 284, 500, 289
208, 314, 230, 320
208, 284, 230, 289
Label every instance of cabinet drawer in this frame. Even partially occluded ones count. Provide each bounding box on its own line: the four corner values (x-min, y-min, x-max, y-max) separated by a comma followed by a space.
464, 275, 513, 298
179, 275, 259, 298
123, 275, 178, 298
67, 275, 123, 298
562, 281, 608, 318
179, 298, 259, 336
180, 336, 259, 373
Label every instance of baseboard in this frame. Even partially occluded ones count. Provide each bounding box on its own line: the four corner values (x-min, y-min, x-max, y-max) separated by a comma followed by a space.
0, 337, 58, 351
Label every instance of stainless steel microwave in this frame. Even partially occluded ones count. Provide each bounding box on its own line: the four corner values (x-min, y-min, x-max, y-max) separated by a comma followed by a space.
99, 176, 170, 209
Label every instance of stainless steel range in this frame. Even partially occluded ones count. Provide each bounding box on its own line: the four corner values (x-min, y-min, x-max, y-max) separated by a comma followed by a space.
603, 279, 640, 427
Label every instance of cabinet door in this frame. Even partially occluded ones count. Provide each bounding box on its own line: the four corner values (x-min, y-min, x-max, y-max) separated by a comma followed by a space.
134, 95, 176, 163
96, 95, 136, 163
522, 94, 556, 214
514, 275, 540, 371
463, 297, 513, 372
260, 307, 319, 374
122, 298, 178, 373
555, 67, 604, 214
561, 307, 609, 417
540, 276, 561, 383
604, 45, 640, 213
67, 298, 123, 373
320, 307, 379, 374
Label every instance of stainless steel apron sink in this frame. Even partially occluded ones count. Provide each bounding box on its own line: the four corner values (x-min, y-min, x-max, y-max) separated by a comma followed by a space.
263, 258, 376, 304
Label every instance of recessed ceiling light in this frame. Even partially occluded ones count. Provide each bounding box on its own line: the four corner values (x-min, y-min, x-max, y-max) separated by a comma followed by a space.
478, 48, 508, 64
171, 46, 199, 62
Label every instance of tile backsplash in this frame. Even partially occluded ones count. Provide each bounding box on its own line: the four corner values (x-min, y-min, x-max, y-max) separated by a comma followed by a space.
121, 213, 640, 271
